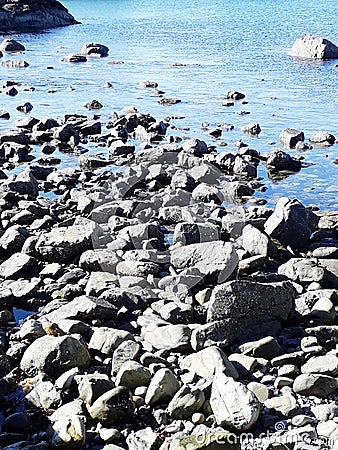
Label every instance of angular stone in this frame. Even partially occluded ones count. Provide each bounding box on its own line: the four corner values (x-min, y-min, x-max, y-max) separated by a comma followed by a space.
279, 128, 305, 148
173, 222, 219, 246
210, 373, 261, 430
171, 241, 238, 283
289, 33, 338, 59
43, 296, 117, 322
143, 324, 191, 351
111, 340, 141, 377
36, 219, 102, 263
0, 253, 36, 279
293, 373, 338, 396
264, 197, 318, 251
77, 374, 115, 406
127, 427, 164, 450
205, 280, 295, 346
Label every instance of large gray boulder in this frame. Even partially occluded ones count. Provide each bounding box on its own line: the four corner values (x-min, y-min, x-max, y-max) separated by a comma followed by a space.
35, 219, 102, 263
0, 0, 78, 32
20, 335, 91, 378
289, 34, 338, 60
192, 280, 295, 349
264, 197, 318, 251
171, 241, 238, 283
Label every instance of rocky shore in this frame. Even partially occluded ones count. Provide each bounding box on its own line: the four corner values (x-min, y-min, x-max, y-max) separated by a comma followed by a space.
0, 38, 338, 450
0, 1, 78, 32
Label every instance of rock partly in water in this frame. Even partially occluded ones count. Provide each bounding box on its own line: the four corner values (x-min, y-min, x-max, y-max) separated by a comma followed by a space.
289, 33, 338, 60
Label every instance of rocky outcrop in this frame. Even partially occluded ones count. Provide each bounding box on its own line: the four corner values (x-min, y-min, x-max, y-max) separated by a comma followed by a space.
0, 0, 78, 31
289, 33, 338, 59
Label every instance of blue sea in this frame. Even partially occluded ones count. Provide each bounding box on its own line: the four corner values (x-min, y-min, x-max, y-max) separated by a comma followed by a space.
1, 0, 338, 209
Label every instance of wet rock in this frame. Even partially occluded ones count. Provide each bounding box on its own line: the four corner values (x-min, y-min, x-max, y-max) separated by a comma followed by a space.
0, 110, 10, 119
80, 42, 109, 57
1, 59, 29, 68
264, 197, 318, 251
84, 99, 103, 110
289, 33, 338, 59
210, 373, 261, 430
109, 140, 135, 157
16, 101, 33, 112
0, 39, 25, 52
279, 128, 305, 148
88, 386, 134, 425
241, 122, 261, 135
20, 335, 91, 378
309, 130, 336, 145
227, 90, 245, 100
266, 149, 301, 173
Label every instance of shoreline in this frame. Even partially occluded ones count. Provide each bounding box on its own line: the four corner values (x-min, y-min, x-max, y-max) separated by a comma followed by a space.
0, 35, 337, 450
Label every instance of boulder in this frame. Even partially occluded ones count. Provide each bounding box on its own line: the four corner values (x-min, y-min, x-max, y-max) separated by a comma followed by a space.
289, 33, 338, 60
180, 346, 239, 380
80, 42, 109, 57
171, 241, 238, 283
210, 373, 261, 430
0, 38, 25, 52
35, 219, 102, 263
309, 130, 336, 145
0, 0, 78, 32
167, 385, 205, 419
293, 374, 338, 396
0, 253, 36, 279
279, 128, 305, 148
145, 368, 180, 405
192, 280, 295, 349
20, 335, 90, 378
266, 149, 301, 173
264, 197, 318, 251
89, 386, 134, 425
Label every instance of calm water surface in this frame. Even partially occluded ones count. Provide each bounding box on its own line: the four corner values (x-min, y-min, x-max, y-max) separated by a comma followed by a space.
1, 0, 338, 209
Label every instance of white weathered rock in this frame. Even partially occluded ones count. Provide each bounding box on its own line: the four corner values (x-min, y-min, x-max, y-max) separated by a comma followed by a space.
145, 368, 180, 405
180, 346, 239, 380
289, 33, 338, 59
210, 373, 261, 430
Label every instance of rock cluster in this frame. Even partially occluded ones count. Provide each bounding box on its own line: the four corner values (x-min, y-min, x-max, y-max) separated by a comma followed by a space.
0, 39, 337, 450
0, 0, 78, 32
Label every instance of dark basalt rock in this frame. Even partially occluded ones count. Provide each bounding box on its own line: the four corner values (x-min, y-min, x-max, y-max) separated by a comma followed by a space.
0, 0, 79, 32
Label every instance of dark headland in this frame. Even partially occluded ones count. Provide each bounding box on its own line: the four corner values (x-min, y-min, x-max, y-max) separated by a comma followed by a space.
0, 0, 78, 32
